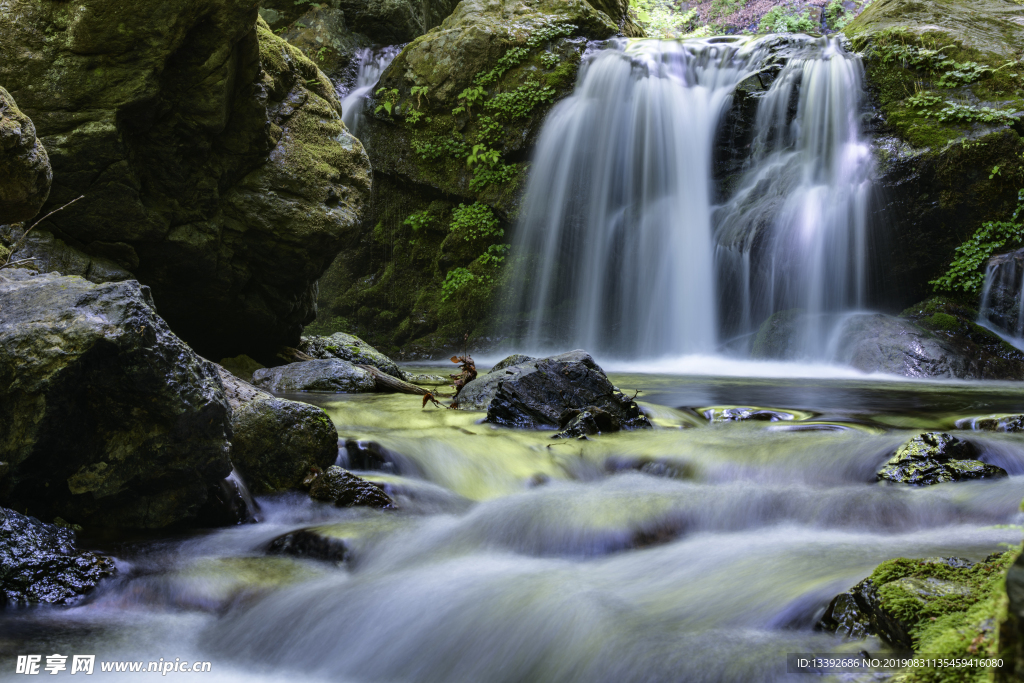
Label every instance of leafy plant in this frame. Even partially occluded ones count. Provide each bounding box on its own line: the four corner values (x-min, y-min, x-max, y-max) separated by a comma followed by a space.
374, 87, 399, 116
467, 144, 501, 168
450, 202, 502, 241
928, 102, 1018, 125
759, 7, 816, 33
411, 85, 429, 108
403, 209, 435, 232
825, 0, 852, 31
931, 189, 1024, 293
456, 85, 486, 115
441, 267, 476, 301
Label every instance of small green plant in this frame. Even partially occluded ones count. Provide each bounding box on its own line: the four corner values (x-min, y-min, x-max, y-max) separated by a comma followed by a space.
411, 133, 468, 162
441, 267, 477, 301
456, 85, 486, 115
759, 7, 817, 33
991, 165, 1003, 180
928, 102, 1018, 125
936, 61, 989, 88
477, 243, 510, 266
484, 79, 556, 121
905, 91, 942, 109
825, 0, 853, 31
450, 202, 502, 241
403, 209, 434, 232
467, 144, 501, 168
931, 188, 1024, 294
315, 46, 329, 62
406, 109, 425, 124
411, 85, 429, 108
540, 52, 560, 69
374, 87, 399, 116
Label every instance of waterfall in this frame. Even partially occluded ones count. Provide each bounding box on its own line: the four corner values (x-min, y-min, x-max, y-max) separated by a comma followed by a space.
341, 47, 400, 137
979, 249, 1024, 341
505, 36, 874, 360
715, 37, 873, 357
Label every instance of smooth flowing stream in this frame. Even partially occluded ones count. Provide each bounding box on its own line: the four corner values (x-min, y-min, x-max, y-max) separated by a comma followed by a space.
507, 35, 874, 359
340, 47, 400, 137
3, 369, 1023, 682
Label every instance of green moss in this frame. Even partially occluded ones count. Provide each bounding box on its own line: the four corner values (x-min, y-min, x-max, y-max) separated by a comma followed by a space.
921, 312, 960, 331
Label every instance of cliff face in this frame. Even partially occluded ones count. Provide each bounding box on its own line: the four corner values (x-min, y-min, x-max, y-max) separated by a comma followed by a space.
0, 2, 372, 362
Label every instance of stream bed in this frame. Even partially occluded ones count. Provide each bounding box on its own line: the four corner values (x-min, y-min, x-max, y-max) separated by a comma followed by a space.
2, 368, 1023, 682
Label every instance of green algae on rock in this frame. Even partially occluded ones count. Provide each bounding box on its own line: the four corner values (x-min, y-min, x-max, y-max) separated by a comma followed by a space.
0, 87, 50, 225
300, 332, 404, 379
877, 432, 1007, 485
0, 3, 371, 362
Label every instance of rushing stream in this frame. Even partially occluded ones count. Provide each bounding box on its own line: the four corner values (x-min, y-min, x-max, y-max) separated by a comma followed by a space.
2, 367, 1023, 681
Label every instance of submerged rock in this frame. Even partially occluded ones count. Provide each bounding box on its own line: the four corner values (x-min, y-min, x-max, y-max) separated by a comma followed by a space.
555, 407, 623, 439
308, 466, 393, 509
702, 407, 802, 423
218, 367, 338, 495
0, 507, 115, 605
471, 350, 652, 431
956, 414, 1024, 433
0, 274, 232, 529
266, 528, 351, 563
877, 433, 1007, 485
252, 359, 377, 393
299, 332, 403, 379
0, 87, 50, 224
0, 6, 372, 361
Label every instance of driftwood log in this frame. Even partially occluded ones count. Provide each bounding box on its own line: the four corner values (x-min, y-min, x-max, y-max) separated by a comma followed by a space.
356, 365, 430, 395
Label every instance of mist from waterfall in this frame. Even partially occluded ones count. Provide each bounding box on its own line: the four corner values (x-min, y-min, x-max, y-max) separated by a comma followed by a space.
505, 36, 874, 360
341, 46, 400, 137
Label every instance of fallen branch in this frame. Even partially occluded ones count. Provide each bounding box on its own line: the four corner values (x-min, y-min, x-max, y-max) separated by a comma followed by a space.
1, 195, 85, 270
356, 364, 430, 396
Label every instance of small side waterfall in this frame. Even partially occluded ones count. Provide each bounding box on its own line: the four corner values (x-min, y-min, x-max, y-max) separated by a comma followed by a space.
341, 47, 400, 136
505, 36, 874, 360
979, 249, 1024, 340
715, 37, 873, 357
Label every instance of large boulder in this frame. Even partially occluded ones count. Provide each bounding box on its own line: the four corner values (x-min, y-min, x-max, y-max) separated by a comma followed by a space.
0, 87, 50, 225
832, 313, 972, 378
312, 0, 623, 357
4, 227, 132, 285
458, 350, 652, 431
0, 274, 233, 529
0, 5, 372, 362
876, 432, 1007, 485
252, 359, 376, 393
299, 332, 403, 379
0, 507, 116, 605
277, 6, 371, 84
217, 367, 338, 495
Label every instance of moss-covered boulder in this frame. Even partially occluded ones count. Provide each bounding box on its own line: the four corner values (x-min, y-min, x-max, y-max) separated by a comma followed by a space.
217, 366, 338, 495
312, 0, 624, 358
821, 553, 1013, 675
0, 87, 50, 225
5, 226, 132, 285
844, 0, 1024, 308
0, 4, 371, 362
0, 274, 233, 529
277, 6, 372, 84
1, 507, 116, 606
877, 432, 1007, 485
299, 332, 403, 379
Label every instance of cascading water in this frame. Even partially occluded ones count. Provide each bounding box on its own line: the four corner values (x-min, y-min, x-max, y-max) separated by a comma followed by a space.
340, 46, 400, 137
979, 248, 1024, 342
506, 35, 874, 360
715, 37, 874, 357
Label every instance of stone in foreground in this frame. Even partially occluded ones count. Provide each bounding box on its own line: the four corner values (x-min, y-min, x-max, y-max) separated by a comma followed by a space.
955, 414, 1024, 433
0, 274, 232, 529
0, 507, 115, 605
877, 433, 1007, 485
308, 466, 393, 509
252, 359, 376, 393
217, 367, 338, 495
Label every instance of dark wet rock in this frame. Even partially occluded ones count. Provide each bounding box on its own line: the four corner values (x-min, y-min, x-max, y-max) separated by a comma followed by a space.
279, 6, 370, 82
555, 407, 622, 439
833, 313, 975, 379
0, 6, 371, 362
471, 350, 652, 430
266, 528, 350, 563
702, 407, 798, 423
343, 439, 420, 476
0, 87, 50, 225
749, 309, 803, 361
0, 507, 115, 605
0, 274, 232, 529
217, 367, 338, 495
901, 298, 1024, 380
252, 359, 376, 393
299, 332, 403, 380
877, 433, 1007, 485
956, 414, 1024, 433
197, 472, 257, 527
308, 466, 393, 508
5, 227, 132, 284
489, 355, 538, 374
